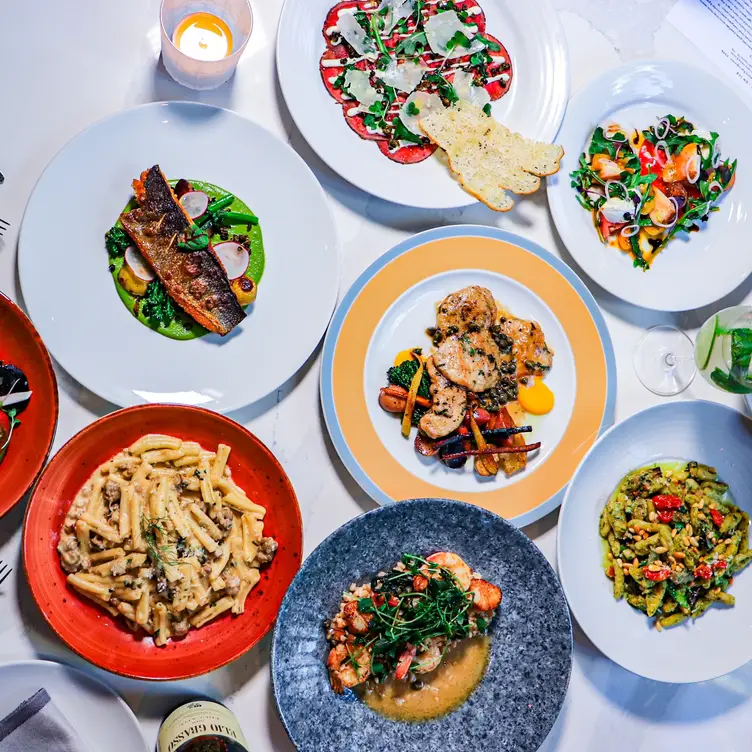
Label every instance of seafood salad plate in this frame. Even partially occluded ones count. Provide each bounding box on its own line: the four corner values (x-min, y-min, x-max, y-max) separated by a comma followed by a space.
321, 226, 616, 526
558, 401, 752, 683
0, 293, 58, 517
277, 0, 568, 208
272, 499, 572, 752
19, 101, 339, 412
548, 60, 752, 311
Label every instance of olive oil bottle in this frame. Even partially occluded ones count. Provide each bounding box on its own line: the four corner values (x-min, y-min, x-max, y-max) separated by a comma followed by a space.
158, 701, 249, 752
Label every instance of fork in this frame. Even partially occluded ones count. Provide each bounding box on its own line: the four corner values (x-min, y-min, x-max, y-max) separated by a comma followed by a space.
0, 560, 11, 585
0, 218, 8, 237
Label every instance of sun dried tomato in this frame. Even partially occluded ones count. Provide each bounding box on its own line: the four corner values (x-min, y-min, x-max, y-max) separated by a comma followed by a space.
694, 564, 713, 580
656, 510, 675, 523
643, 567, 670, 581
710, 509, 725, 527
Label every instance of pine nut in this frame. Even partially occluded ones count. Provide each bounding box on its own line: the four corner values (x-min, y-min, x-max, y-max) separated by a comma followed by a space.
668, 555, 676, 563
671, 528, 678, 538
654, 546, 668, 554
710, 503, 717, 510
628, 527, 636, 534
607, 552, 614, 560
616, 558, 623, 567
655, 620, 663, 631
649, 511, 657, 522
690, 536, 700, 547
683, 536, 690, 546
648, 564, 662, 572
698, 512, 706, 520
633, 558, 639, 566
686, 525, 693, 538
674, 552, 686, 560
698, 500, 705, 510
623, 566, 630, 575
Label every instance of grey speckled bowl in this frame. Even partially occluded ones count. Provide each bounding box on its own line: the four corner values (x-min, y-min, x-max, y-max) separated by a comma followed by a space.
271, 499, 572, 752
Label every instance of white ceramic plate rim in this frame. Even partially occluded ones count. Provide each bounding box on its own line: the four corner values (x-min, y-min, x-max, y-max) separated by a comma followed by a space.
557, 400, 752, 683
547, 59, 752, 312
0, 659, 148, 751
18, 101, 340, 413
276, 0, 569, 208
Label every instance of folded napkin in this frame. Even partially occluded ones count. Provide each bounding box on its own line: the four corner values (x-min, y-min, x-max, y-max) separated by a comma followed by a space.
0, 689, 92, 752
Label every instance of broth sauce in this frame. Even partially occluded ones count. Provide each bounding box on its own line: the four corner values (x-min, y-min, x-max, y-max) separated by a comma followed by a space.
361, 637, 490, 722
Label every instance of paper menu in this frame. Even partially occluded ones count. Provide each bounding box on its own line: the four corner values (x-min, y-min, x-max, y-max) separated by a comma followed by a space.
668, 0, 752, 102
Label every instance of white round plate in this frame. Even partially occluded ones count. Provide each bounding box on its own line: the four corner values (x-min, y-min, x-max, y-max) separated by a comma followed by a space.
548, 60, 752, 312
0, 660, 147, 751
321, 226, 616, 527
19, 102, 339, 413
277, 0, 569, 209
365, 268, 576, 493
557, 401, 752, 683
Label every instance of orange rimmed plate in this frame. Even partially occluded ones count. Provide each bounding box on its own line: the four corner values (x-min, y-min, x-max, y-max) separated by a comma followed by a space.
320, 226, 616, 526
0, 292, 58, 517
23, 404, 303, 680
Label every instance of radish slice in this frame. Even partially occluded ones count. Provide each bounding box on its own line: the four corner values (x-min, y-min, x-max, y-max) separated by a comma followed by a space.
214, 241, 249, 280
124, 246, 156, 281
179, 190, 210, 219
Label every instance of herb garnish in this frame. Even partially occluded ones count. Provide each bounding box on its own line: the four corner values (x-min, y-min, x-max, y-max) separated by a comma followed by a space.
105, 226, 131, 257
142, 280, 176, 329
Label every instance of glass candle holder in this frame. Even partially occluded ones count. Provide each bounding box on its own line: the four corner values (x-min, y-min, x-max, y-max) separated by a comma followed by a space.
160, 0, 253, 90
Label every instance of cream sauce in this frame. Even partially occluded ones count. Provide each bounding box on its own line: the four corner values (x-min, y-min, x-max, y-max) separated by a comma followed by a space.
361, 637, 490, 722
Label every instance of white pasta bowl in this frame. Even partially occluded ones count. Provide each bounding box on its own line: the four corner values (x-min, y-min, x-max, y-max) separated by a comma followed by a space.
557, 400, 752, 683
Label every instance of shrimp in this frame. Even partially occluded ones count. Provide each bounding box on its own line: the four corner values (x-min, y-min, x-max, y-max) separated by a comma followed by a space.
342, 600, 372, 635
469, 579, 502, 611
412, 638, 446, 675
424, 552, 473, 591
327, 643, 371, 693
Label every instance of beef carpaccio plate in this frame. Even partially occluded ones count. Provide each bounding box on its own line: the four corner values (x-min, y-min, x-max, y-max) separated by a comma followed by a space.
320, 0, 513, 164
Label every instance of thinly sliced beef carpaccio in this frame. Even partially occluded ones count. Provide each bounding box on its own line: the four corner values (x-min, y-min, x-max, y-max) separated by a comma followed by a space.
319, 0, 512, 164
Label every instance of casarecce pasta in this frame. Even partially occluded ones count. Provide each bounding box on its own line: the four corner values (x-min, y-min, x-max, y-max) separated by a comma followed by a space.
600, 461, 752, 630
57, 434, 278, 645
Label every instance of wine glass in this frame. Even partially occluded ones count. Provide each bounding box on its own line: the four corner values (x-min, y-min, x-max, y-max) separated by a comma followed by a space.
634, 325, 697, 396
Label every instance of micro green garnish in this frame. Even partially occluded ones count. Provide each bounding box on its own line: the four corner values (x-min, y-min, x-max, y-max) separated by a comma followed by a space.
369, 13, 391, 57
141, 515, 178, 572
177, 224, 210, 251
406, 101, 420, 117
483, 103, 492, 117
141, 280, 175, 330
348, 554, 477, 676
392, 116, 423, 145
477, 36, 501, 52
445, 30, 472, 52
425, 72, 459, 104
0, 407, 20, 456
105, 226, 131, 257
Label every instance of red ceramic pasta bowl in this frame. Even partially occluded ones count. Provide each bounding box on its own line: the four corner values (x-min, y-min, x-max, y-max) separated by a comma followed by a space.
23, 404, 303, 680
0, 292, 58, 517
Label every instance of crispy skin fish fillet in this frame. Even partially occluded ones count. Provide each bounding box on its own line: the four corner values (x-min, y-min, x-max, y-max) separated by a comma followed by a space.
120, 165, 245, 336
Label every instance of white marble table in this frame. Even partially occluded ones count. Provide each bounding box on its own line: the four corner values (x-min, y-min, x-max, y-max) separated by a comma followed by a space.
1, 1, 752, 750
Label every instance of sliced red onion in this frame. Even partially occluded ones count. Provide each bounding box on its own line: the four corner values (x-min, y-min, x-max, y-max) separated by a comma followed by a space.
653, 118, 671, 140
655, 140, 670, 162
712, 143, 723, 169
707, 180, 723, 196
652, 197, 680, 228
686, 155, 701, 184
621, 224, 640, 238
604, 127, 627, 142
605, 179, 628, 198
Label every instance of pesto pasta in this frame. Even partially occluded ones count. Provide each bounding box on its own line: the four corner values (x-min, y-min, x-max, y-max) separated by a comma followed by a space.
600, 461, 752, 630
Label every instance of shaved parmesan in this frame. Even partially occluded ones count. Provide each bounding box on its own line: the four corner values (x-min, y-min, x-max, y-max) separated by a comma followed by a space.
399, 91, 444, 135
377, 0, 415, 33
343, 69, 382, 107
424, 10, 485, 59
375, 59, 425, 94
338, 13, 379, 60
452, 70, 491, 109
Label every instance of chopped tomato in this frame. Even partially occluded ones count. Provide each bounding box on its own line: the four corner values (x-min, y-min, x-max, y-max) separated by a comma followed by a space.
395, 645, 417, 681
643, 567, 670, 582
412, 574, 429, 592
714, 559, 728, 572
710, 509, 725, 527
656, 510, 675, 524
387, 595, 400, 608
694, 564, 713, 580
599, 213, 626, 240
372, 593, 385, 607
639, 141, 667, 193
652, 494, 683, 511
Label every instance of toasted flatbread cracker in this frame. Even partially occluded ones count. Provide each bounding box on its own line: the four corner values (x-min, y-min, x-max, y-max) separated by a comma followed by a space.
420, 101, 564, 212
